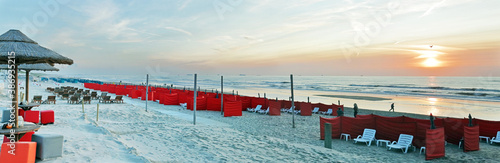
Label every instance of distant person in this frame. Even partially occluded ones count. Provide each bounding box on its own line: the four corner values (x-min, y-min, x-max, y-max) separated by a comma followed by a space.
389, 103, 395, 112
353, 103, 358, 118
338, 100, 340, 105
337, 107, 344, 117
119, 81, 122, 85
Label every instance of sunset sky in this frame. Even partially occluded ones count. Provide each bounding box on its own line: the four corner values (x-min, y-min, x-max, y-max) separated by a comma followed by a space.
1, 0, 499, 76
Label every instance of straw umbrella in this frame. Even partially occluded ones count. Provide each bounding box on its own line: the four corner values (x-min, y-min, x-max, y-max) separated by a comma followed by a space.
0, 63, 59, 102
0, 29, 73, 128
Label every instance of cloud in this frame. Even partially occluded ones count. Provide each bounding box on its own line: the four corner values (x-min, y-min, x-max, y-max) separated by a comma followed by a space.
165, 27, 192, 36
419, 0, 447, 18
178, 0, 191, 10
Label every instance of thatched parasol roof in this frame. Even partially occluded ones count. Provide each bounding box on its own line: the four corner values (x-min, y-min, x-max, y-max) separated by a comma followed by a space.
0, 29, 73, 65
0, 63, 59, 71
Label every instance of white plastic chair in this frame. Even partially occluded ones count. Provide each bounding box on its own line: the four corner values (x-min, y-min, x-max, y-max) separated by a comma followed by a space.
259, 107, 269, 114
321, 109, 333, 116
491, 131, 500, 145
285, 106, 294, 113
252, 105, 263, 113
247, 105, 262, 112
312, 107, 319, 114
353, 128, 377, 146
387, 134, 415, 153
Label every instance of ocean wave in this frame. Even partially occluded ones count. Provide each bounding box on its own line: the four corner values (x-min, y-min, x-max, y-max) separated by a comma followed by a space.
349, 84, 500, 93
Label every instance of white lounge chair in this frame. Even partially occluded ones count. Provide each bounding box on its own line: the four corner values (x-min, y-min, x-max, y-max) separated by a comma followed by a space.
252, 106, 263, 113
247, 105, 262, 112
387, 134, 415, 153
285, 106, 294, 113
321, 109, 333, 116
179, 103, 187, 109
312, 107, 320, 114
259, 107, 269, 114
353, 128, 377, 146
491, 131, 500, 145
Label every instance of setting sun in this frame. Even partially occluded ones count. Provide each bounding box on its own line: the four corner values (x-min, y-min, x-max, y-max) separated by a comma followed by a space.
422, 58, 442, 67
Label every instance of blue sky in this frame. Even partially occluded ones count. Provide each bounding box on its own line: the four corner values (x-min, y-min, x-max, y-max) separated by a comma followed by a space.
1, 0, 499, 76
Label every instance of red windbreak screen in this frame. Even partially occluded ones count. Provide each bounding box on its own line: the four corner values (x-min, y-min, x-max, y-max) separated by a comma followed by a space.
206, 97, 221, 111
444, 118, 465, 145
224, 101, 242, 117
320, 117, 341, 140
341, 117, 376, 137
163, 94, 179, 105
251, 98, 267, 109
426, 128, 445, 160
464, 126, 480, 152
375, 119, 417, 142
268, 101, 281, 116
476, 119, 500, 138
299, 102, 312, 116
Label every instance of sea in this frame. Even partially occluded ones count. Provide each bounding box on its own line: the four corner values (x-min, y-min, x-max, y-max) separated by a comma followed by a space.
12, 74, 500, 120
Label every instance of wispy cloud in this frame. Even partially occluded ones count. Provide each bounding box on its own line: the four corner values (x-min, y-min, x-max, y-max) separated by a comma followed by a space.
165, 27, 192, 36
419, 0, 447, 18
178, 0, 191, 10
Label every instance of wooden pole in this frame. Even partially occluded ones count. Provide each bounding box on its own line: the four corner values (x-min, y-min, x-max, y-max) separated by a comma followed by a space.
291, 74, 295, 128
82, 99, 84, 113
308, 97, 310, 103
97, 104, 99, 122
325, 123, 332, 148
221, 76, 224, 115
194, 74, 197, 125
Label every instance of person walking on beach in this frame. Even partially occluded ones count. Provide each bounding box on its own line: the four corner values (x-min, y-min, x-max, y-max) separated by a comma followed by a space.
353, 103, 358, 117
389, 103, 395, 112
337, 107, 344, 117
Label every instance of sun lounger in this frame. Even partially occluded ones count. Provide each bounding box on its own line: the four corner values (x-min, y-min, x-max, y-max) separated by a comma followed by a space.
312, 107, 320, 114
47, 96, 56, 104
32, 95, 43, 104
252, 106, 263, 113
320, 109, 333, 115
99, 96, 111, 103
91, 92, 98, 100
491, 131, 500, 145
112, 96, 123, 103
247, 105, 262, 112
82, 96, 91, 104
61, 93, 69, 100
387, 134, 415, 153
353, 128, 377, 146
68, 96, 80, 104
180, 103, 187, 108
259, 107, 269, 114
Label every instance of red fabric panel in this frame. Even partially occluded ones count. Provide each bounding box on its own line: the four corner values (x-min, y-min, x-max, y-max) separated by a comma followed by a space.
128, 90, 141, 99
178, 93, 189, 104
356, 114, 374, 119
100, 84, 108, 92
187, 97, 207, 110
224, 101, 242, 117
206, 98, 221, 111
426, 128, 445, 160
476, 119, 500, 138
241, 98, 252, 110
163, 94, 179, 105
282, 100, 292, 109
444, 118, 465, 145
341, 117, 376, 137
404, 117, 445, 147
464, 126, 480, 152
373, 115, 405, 122
299, 102, 312, 116
108, 85, 116, 93
251, 98, 268, 109
312, 103, 330, 112
319, 117, 342, 140
268, 101, 281, 116
375, 119, 417, 142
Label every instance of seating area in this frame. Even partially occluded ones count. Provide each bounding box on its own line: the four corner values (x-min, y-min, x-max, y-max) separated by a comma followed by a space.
45, 86, 124, 104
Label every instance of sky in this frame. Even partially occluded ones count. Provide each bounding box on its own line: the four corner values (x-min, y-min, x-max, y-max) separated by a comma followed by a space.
1, 0, 499, 76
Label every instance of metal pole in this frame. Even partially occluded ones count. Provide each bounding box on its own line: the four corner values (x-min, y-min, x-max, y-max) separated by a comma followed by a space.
221, 76, 224, 115
194, 74, 197, 125
25, 70, 30, 102
291, 74, 295, 128
146, 74, 149, 112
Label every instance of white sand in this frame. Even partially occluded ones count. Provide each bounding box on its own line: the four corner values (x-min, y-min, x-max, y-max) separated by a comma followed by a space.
1, 81, 499, 162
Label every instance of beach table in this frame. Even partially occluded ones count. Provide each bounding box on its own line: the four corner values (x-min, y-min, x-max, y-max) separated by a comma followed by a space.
0, 123, 41, 141
18, 104, 40, 111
